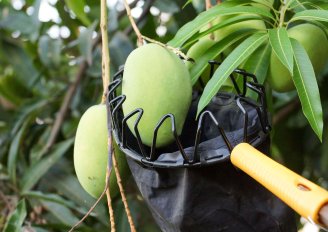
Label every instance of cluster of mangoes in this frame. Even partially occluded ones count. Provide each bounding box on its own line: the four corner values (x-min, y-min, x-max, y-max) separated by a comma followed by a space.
74, 43, 192, 198
74, 1, 328, 198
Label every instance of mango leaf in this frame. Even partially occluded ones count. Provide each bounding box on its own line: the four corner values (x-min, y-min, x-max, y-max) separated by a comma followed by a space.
38, 35, 62, 68
168, 5, 274, 47
290, 38, 323, 141
197, 33, 268, 116
64, 0, 91, 26
190, 29, 254, 84
290, 10, 328, 23
268, 28, 293, 75
3, 199, 26, 232
185, 15, 264, 47
23, 191, 76, 209
0, 41, 39, 88
243, 42, 271, 86
41, 201, 79, 227
78, 21, 98, 65
20, 138, 74, 192
8, 119, 32, 185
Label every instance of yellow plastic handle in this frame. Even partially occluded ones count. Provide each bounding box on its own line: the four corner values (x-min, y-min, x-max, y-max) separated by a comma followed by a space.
231, 143, 328, 225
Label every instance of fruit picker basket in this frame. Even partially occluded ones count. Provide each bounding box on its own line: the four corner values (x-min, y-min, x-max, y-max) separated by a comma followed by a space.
106, 61, 297, 231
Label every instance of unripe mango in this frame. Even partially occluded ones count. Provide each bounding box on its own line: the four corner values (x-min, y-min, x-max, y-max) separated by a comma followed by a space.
187, 38, 216, 87
122, 43, 192, 147
74, 104, 129, 198
186, 39, 233, 91
268, 24, 328, 92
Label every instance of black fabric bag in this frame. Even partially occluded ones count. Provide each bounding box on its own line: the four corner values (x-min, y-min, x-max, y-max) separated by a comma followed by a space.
107, 69, 297, 232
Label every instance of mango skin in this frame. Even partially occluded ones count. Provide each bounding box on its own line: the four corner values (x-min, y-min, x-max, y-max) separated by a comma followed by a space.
122, 43, 192, 147
187, 38, 216, 86
74, 104, 129, 199
268, 24, 328, 92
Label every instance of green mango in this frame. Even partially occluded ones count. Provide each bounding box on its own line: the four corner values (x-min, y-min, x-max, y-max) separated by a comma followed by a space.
122, 43, 192, 147
187, 38, 216, 86
268, 24, 328, 92
74, 104, 130, 199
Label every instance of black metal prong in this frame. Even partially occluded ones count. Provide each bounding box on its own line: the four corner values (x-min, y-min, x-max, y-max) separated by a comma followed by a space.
107, 78, 122, 97
121, 108, 147, 157
149, 114, 190, 163
109, 95, 126, 116
196, 110, 233, 153
236, 97, 249, 143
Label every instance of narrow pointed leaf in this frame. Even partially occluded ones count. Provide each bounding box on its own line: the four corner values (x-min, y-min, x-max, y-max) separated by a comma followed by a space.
197, 33, 268, 116
168, 5, 274, 47
291, 38, 323, 140
3, 200, 26, 232
290, 10, 328, 23
20, 139, 74, 192
268, 28, 293, 75
185, 15, 264, 48
190, 29, 254, 84
243, 43, 271, 85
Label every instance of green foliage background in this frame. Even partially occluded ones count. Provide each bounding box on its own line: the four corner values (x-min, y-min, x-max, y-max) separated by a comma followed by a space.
0, 0, 328, 231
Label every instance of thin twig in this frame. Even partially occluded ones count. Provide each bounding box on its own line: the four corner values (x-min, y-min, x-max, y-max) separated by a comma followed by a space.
142, 35, 191, 61
68, 184, 108, 232
205, 0, 212, 10
101, 0, 110, 104
100, 0, 116, 231
106, 140, 115, 232
205, 0, 214, 40
123, 0, 143, 46
112, 150, 137, 232
124, 0, 155, 36
273, 99, 300, 125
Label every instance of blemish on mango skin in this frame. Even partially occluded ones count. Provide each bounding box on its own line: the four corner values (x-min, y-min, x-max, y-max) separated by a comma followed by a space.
122, 43, 192, 147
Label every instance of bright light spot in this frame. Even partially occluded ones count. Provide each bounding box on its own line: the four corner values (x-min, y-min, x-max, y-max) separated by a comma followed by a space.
299, 218, 320, 232
69, 60, 77, 66
48, 0, 57, 5
160, 13, 171, 23
60, 26, 70, 38
156, 26, 167, 37
131, 7, 142, 18
26, 6, 34, 15
47, 25, 60, 39
39, 0, 60, 23
92, 31, 97, 39
84, 5, 90, 13
150, 6, 160, 16
11, 31, 21, 38
78, 26, 87, 33
12, 0, 25, 10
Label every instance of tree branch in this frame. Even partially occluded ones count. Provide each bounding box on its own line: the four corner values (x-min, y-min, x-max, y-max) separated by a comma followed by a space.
273, 99, 300, 125
124, 0, 155, 36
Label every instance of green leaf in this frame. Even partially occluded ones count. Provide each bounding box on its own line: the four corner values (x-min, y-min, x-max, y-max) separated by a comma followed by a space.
185, 14, 265, 47
3, 199, 26, 232
190, 29, 254, 84
8, 119, 31, 185
197, 33, 268, 116
78, 21, 98, 65
168, 5, 274, 47
290, 10, 328, 23
64, 0, 91, 26
243, 42, 271, 85
20, 139, 74, 192
290, 38, 323, 140
0, 41, 39, 88
41, 201, 79, 226
23, 191, 76, 209
268, 28, 294, 75
38, 35, 62, 68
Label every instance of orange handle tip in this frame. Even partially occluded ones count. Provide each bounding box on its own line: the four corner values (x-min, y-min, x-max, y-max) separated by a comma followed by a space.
231, 143, 328, 226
